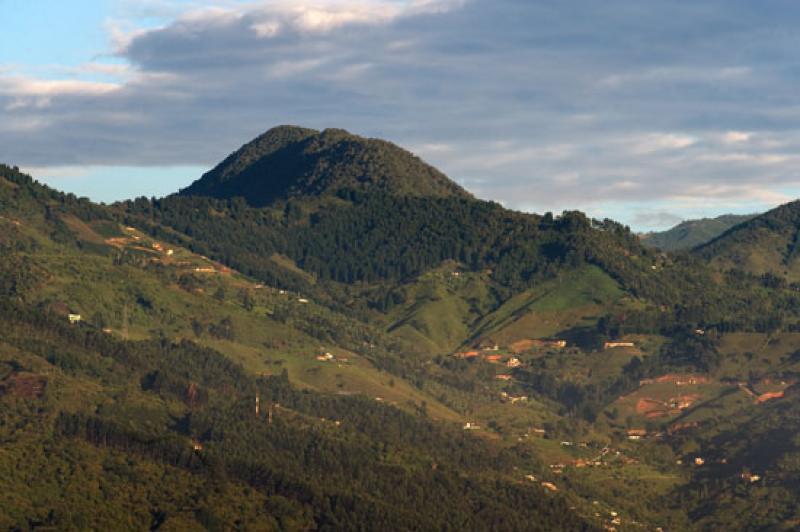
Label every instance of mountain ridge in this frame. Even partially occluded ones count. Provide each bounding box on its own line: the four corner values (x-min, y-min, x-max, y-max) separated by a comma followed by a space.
696, 199, 800, 280
640, 213, 757, 251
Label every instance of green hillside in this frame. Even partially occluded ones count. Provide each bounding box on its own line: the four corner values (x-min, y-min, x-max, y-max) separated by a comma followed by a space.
641, 213, 756, 251
697, 200, 800, 280
0, 164, 598, 530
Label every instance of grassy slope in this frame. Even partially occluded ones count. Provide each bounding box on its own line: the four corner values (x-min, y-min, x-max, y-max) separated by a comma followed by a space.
471, 265, 625, 346
385, 263, 498, 354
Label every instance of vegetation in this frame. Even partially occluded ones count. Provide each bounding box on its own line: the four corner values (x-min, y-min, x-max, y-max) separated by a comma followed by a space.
5, 121, 800, 530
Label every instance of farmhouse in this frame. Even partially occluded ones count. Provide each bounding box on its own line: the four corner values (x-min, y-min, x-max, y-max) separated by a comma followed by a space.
546, 339, 568, 348
68, 313, 82, 324
506, 357, 522, 368
604, 341, 635, 349
740, 472, 761, 483
627, 429, 647, 441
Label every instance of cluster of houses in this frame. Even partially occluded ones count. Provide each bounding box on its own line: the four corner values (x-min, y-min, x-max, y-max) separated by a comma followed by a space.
315, 352, 348, 363
638, 374, 709, 386
150, 242, 174, 256
499, 391, 528, 404
455, 338, 568, 361
740, 472, 762, 483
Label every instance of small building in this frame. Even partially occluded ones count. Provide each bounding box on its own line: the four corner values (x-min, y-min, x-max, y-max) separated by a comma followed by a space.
627, 428, 647, 440
463, 422, 480, 430
604, 341, 635, 349
455, 350, 480, 359
541, 482, 558, 492
68, 314, 82, 324
298, 298, 309, 303
495, 374, 513, 381
316, 353, 334, 362
547, 339, 568, 348
694, 457, 705, 466
166, 249, 174, 256
506, 357, 522, 368
485, 355, 503, 363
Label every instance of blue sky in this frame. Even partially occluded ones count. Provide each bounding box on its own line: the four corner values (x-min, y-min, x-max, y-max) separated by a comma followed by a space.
2, 0, 800, 229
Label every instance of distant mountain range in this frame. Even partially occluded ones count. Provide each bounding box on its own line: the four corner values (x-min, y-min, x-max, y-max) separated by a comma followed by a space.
640, 213, 757, 251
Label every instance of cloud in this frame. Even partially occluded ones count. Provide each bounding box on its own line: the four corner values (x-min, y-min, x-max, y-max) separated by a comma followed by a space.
632, 211, 683, 229
3, 0, 800, 228
722, 130, 751, 144
631, 133, 697, 154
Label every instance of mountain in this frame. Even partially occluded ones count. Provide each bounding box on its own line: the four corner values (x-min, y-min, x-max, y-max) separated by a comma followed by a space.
127, 128, 790, 358
697, 200, 800, 280
179, 125, 473, 206
640, 213, 757, 251
6, 125, 800, 530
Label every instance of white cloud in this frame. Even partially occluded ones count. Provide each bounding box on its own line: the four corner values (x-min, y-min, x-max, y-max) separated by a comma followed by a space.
0, 77, 120, 97
631, 133, 697, 154
722, 130, 751, 144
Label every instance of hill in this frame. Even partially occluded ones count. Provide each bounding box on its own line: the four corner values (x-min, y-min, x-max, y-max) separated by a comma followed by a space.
696, 201, 800, 280
640, 214, 756, 251
178, 125, 473, 206
0, 163, 597, 530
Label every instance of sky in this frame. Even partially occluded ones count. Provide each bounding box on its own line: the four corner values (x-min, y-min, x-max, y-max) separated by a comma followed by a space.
2, 0, 800, 230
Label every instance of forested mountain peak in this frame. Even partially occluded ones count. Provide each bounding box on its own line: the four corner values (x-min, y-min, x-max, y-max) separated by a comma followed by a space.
178, 125, 473, 206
